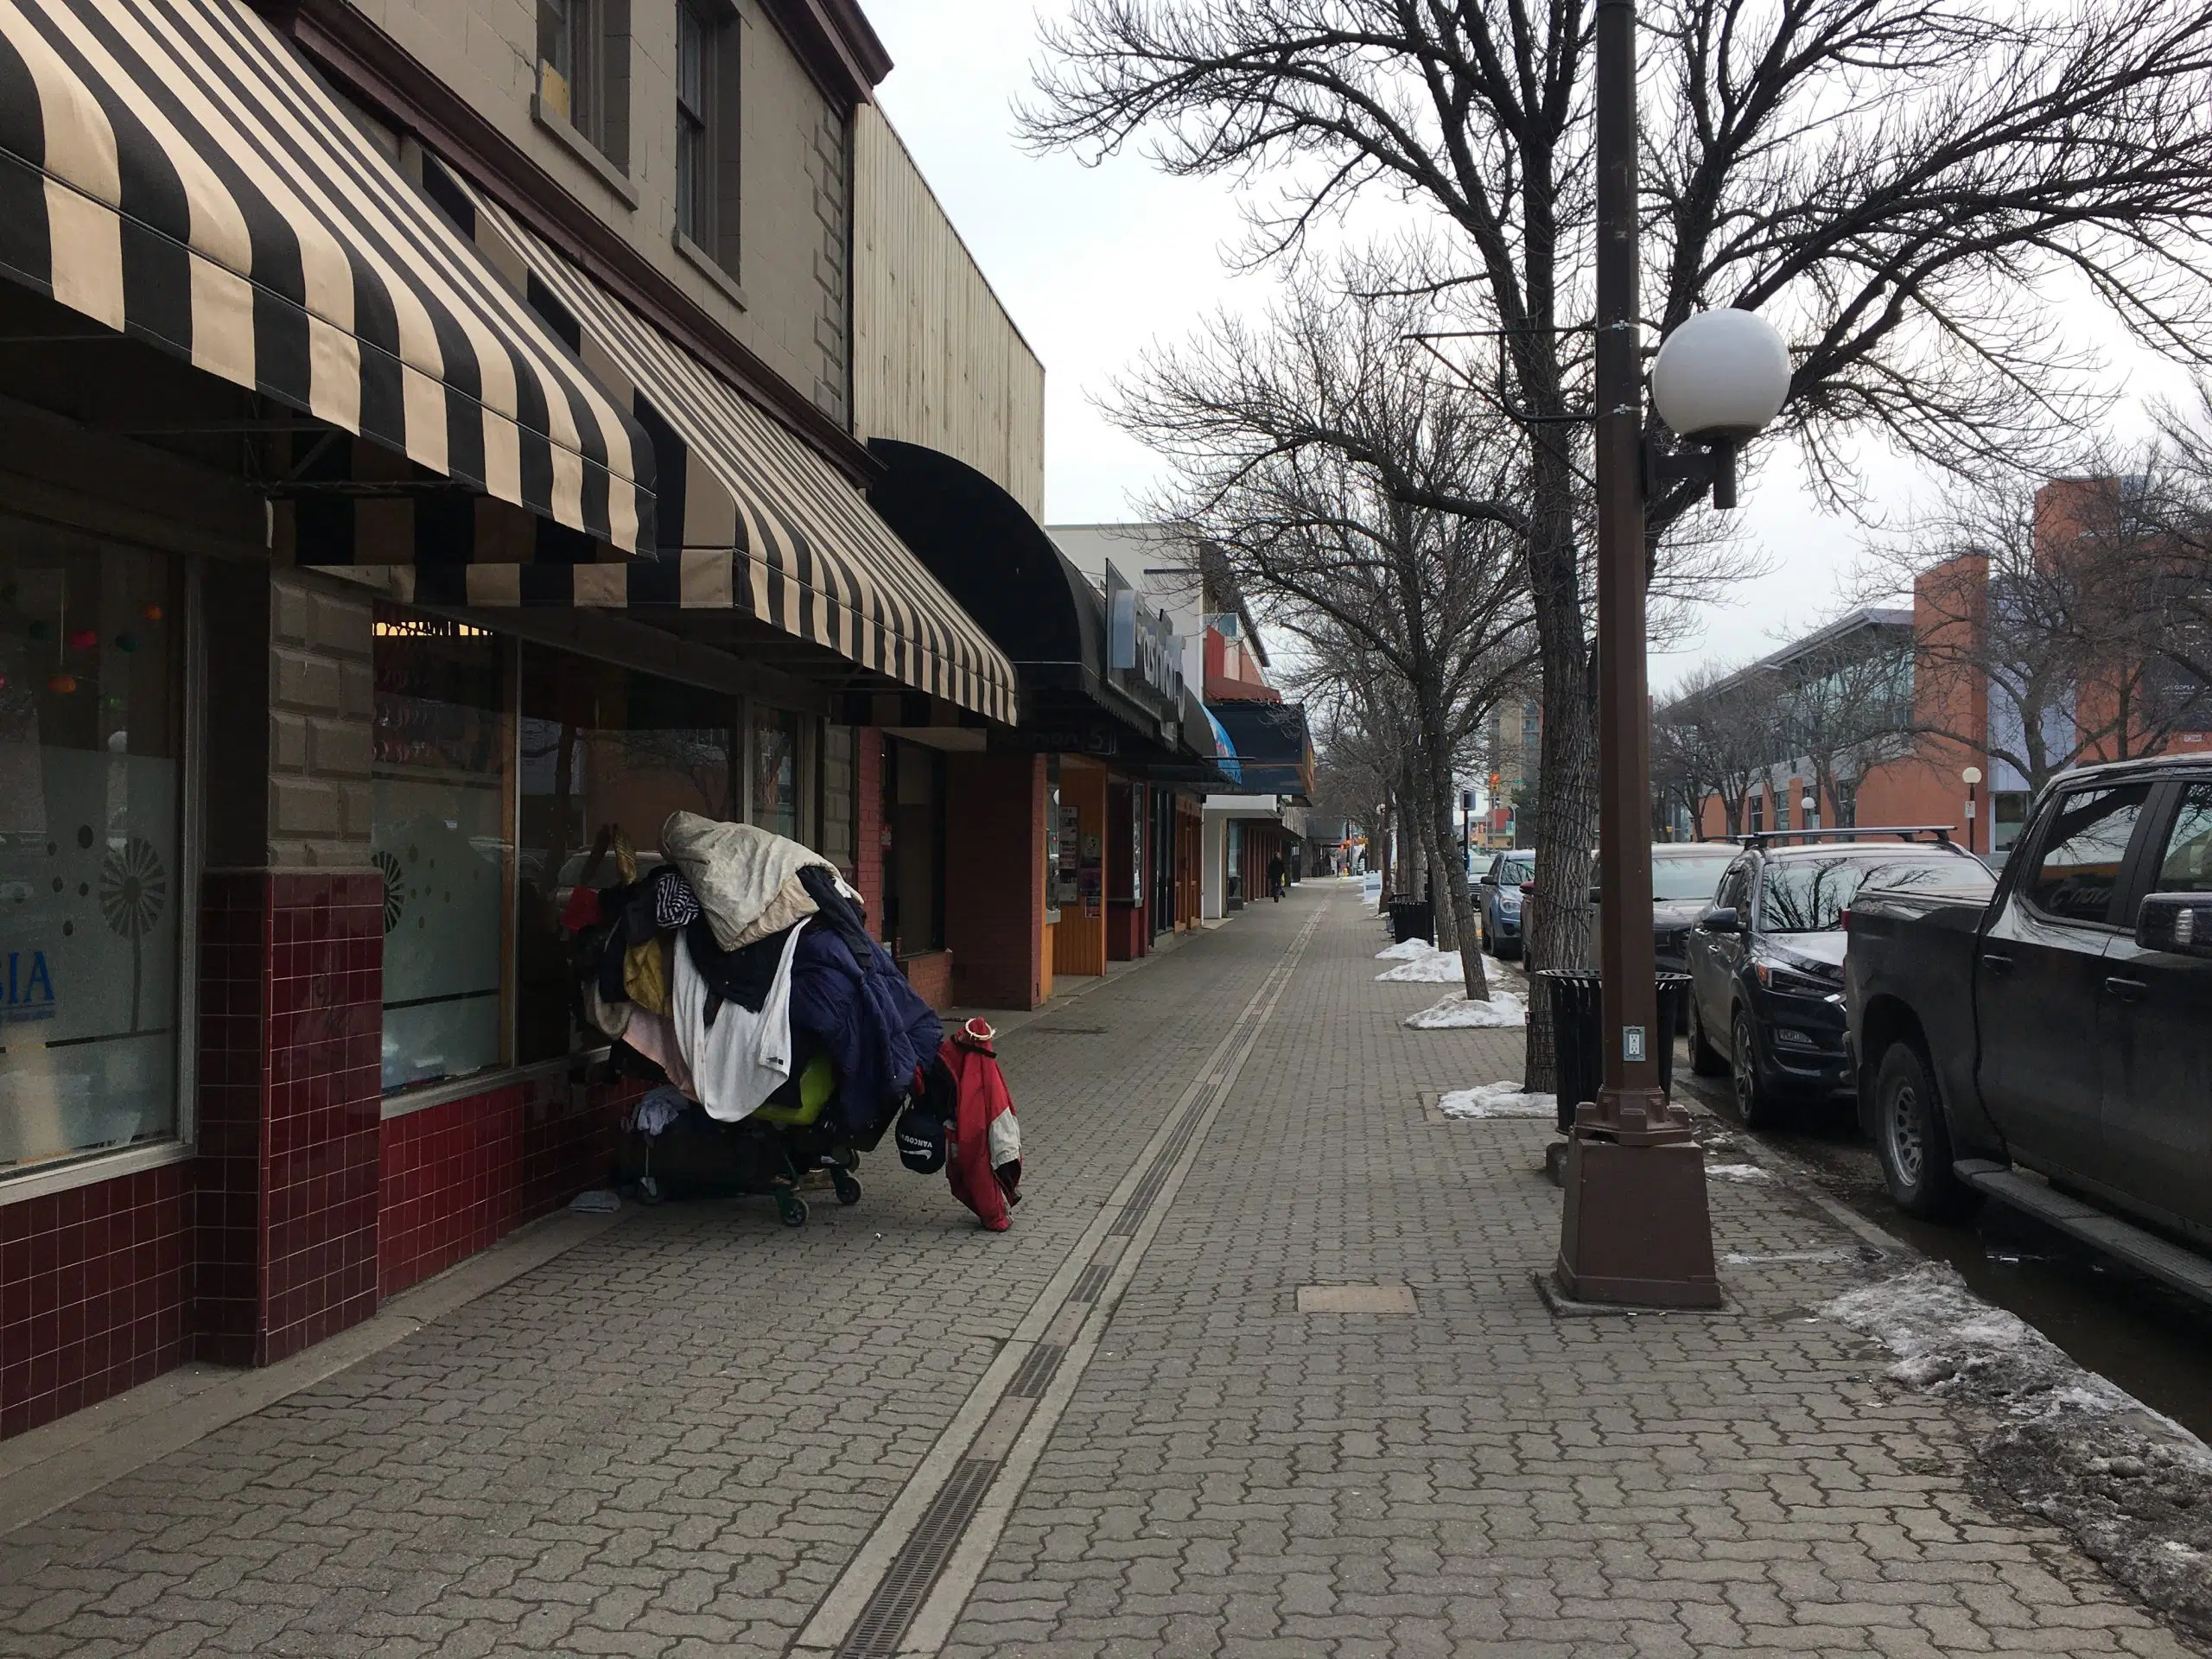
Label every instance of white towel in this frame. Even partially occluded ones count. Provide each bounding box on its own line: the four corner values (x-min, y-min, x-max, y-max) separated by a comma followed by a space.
671, 921, 807, 1122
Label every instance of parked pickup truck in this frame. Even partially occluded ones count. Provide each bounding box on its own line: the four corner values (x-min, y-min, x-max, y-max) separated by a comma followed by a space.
1846, 754, 2212, 1241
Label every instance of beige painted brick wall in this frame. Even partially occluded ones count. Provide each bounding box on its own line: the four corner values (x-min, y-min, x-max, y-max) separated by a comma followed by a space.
266, 572, 376, 868
350, 0, 852, 422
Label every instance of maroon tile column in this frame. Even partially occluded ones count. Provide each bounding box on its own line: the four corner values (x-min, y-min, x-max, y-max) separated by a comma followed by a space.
191, 868, 382, 1366
853, 728, 887, 938
944, 752, 1046, 1009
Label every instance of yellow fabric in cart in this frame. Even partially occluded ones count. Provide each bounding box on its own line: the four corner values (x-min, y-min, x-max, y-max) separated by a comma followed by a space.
624, 937, 673, 1016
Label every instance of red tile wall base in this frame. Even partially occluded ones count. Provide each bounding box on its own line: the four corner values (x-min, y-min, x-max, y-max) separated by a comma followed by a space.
0, 1162, 191, 1441
379, 1072, 633, 1300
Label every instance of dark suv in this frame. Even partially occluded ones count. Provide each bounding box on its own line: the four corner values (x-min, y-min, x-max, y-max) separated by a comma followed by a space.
1687, 830, 1993, 1127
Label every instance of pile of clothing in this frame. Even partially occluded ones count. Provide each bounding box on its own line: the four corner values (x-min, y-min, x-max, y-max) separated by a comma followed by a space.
569, 812, 947, 1146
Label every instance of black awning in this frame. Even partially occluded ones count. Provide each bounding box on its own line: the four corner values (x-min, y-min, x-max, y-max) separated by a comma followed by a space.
1207, 699, 1315, 801
868, 439, 1175, 746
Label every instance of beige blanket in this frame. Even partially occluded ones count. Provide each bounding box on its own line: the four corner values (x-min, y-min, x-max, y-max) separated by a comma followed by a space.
660, 811, 837, 952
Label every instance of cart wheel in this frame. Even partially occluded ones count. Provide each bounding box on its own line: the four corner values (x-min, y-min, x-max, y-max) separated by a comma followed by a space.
778, 1194, 810, 1228
638, 1174, 663, 1206
832, 1170, 861, 1206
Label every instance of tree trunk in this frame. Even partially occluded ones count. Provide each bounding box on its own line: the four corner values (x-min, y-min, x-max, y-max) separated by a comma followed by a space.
1421, 702, 1491, 1001
1522, 494, 1599, 1092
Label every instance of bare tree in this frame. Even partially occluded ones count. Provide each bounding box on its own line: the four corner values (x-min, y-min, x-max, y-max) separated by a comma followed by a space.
1776, 625, 1916, 828
1872, 464, 2209, 797
1027, 0, 2212, 1081
1120, 281, 1537, 1001
1656, 660, 1786, 838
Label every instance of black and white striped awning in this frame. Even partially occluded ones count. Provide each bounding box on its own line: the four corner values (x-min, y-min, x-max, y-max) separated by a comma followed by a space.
0, 0, 654, 557
345, 184, 1017, 727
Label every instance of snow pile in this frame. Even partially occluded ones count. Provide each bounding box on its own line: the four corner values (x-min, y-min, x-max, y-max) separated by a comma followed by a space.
1703, 1162, 1770, 1183
1826, 1263, 2212, 1638
1403, 988, 1529, 1028
1375, 938, 1434, 960
1438, 1082, 1556, 1119
1376, 944, 1473, 982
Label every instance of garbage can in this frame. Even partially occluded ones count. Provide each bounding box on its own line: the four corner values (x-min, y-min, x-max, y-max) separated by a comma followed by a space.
1388, 896, 1435, 944
1540, 969, 1694, 1134
1538, 969, 1603, 1134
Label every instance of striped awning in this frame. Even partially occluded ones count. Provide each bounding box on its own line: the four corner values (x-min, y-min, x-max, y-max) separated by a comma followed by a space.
0, 0, 653, 556
351, 183, 1016, 727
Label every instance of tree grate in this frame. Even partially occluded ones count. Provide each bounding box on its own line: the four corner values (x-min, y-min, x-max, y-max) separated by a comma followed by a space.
836, 1458, 1001, 1657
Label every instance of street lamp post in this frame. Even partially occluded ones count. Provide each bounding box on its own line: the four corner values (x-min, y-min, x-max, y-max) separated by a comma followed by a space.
1555, 0, 1790, 1309
1802, 791, 1818, 833
1962, 766, 1983, 855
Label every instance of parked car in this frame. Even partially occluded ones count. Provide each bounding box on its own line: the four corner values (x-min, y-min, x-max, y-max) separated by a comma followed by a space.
1477, 850, 1534, 957
1642, 842, 1738, 1031
1688, 830, 1993, 1128
1847, 756, 2212, 1230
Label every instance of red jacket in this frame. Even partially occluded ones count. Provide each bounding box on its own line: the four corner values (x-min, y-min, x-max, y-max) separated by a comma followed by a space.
940, 1020, 1022, 1231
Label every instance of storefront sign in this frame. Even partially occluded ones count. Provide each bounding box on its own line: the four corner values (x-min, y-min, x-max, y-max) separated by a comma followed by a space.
1104, 562, 1183, 715
3, 949, 57, 1022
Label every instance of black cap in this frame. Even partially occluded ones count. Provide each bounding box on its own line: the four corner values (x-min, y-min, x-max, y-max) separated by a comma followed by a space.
895, 1103, 946, 1174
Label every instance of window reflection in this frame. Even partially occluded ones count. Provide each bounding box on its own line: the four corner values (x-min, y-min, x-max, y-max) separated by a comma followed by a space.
517, 649, 741, 1064
0, 527, 181, 1173
372, 609, 510, 1090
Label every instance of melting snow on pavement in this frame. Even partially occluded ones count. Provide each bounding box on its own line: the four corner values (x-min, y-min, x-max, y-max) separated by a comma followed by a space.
1403, 988, 1529, 1028
1826, 1262, 2212, 1638
1437, 1082, 1556, 1119
1703, 1162, 1770, 1182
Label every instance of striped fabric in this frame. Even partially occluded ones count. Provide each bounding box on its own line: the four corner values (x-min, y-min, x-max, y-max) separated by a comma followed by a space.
358, 185, 1015, 728
0, 0, 653, 556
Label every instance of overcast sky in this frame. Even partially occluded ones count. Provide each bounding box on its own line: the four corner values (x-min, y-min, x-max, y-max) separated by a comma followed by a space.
867, 0, 2193, 693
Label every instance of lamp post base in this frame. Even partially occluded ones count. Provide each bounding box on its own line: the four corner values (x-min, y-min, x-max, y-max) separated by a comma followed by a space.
1554, 1129, 1722, 1308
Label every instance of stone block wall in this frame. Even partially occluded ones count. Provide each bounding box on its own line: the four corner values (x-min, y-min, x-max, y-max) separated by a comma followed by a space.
266, 572, 374, 869
806, 97, 852, 425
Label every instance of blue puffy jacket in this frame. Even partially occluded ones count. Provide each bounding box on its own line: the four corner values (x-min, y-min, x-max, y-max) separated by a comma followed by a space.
787, 873, 944, 1136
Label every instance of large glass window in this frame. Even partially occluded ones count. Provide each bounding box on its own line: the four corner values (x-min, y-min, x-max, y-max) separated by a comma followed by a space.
751, 704, 802, 840
517, 647, 742, 1063
1, 529, 183, 1174
372, 609, 511, 1091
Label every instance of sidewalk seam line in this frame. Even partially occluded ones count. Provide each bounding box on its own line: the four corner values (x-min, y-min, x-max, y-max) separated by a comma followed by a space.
790, 903, 1328, 1658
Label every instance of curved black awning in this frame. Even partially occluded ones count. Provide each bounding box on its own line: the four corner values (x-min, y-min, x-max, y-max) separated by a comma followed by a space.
868, 438, 1173, 747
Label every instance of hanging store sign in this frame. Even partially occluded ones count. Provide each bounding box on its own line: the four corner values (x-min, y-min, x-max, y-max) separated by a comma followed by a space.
1104, 561, 1183, 717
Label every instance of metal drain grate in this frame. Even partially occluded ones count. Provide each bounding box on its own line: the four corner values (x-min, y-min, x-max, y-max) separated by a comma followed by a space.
836, 1458, 1001, 1656
1068, 1262, 1112, 1302
1108, 1097, 1211, 1236
1007, 1342, 1066, 1400
1027, 1025, 1109, 1035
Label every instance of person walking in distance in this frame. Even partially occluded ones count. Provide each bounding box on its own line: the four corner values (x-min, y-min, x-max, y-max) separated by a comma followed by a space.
1267, 852, 1287, 901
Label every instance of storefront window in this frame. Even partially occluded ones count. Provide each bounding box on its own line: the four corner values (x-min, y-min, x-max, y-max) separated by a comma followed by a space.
516, 647, 741, 1063
1, 528, 182, 1173
372, 608, 511, 1091
752, 704, 802, 839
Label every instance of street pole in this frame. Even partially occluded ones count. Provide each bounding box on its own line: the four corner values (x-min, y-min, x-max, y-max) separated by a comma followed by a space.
1554, 0, 1721, 1308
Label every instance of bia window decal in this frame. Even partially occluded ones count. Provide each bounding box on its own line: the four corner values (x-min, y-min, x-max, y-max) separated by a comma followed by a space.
3, 949, 57, 1020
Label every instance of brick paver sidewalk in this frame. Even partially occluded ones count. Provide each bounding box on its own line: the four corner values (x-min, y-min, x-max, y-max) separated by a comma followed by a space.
0, 883, 2190, 1657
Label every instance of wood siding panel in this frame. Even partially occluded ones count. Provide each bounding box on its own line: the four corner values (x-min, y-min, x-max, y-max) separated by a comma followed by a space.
852, 104, 1046, 518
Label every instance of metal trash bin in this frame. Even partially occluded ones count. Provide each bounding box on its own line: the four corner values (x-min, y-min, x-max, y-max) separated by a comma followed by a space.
1388, 897, 1435, 944
1540, 969, 1694, 1133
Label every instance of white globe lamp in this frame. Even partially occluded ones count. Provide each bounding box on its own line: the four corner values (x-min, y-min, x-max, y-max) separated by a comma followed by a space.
1648, 309, 1792, 510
